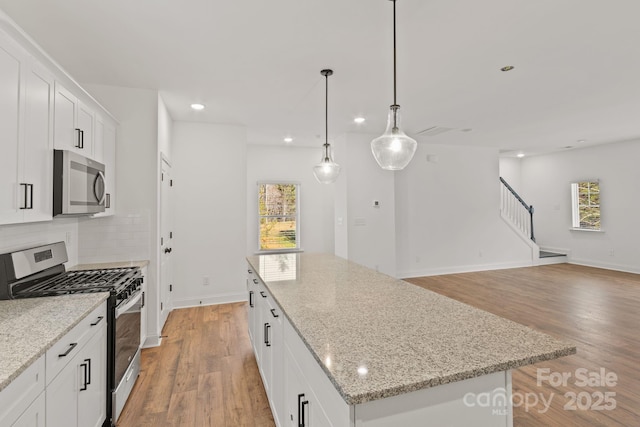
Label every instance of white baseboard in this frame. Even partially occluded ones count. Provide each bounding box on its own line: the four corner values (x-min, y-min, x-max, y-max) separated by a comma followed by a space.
171, 292, 247, 309
397, 260, 534, 279
142, 335, 162, 348
569, 258, 640, 275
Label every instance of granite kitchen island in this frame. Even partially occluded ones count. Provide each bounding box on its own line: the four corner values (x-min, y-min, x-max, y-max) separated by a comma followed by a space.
246, 253, 575, 427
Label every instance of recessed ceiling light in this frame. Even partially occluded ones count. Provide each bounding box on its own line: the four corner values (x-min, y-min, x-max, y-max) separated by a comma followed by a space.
354, 117, 366, 124
190, 103, 205, 111
516, 153, 525, 158
577, 139, 586, 143
501, 66, 515, 72
284, 137, 293, 143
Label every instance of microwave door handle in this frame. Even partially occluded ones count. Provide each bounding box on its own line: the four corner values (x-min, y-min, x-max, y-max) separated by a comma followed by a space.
94, 171, 106, 205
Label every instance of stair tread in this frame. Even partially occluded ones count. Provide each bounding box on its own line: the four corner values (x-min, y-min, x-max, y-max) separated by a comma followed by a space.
539, 250, 567, 258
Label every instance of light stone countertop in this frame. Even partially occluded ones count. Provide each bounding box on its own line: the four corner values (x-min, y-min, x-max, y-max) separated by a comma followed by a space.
247, 253, 576, 405
0, 293, 109, 392
69, 260, 149, 270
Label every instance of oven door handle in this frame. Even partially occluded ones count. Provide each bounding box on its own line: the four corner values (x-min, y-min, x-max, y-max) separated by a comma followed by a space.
115, 289, 143, 318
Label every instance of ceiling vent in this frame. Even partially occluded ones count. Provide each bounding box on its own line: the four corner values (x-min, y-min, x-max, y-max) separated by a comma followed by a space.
415, 126, 454, 137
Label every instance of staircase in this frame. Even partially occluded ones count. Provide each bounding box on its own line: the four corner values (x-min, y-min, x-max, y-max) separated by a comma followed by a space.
499, 177, 567, 265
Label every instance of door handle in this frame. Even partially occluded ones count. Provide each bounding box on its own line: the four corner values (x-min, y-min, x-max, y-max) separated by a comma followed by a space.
85, 358, 91, 385
249, 291, 254, 307
298, 394, 307, 427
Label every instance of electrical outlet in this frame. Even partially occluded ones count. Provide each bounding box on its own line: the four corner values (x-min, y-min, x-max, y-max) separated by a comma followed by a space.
203, 276, 210, 285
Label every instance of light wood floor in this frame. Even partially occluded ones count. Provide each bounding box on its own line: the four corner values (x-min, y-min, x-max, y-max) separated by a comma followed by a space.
407, 264, 640, 427
116, 302, 274, 427
118, 264, 639, 426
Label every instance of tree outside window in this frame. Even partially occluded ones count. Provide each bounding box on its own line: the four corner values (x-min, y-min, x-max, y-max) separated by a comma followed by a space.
571, 181, 600, 230
258, 183, 299, 251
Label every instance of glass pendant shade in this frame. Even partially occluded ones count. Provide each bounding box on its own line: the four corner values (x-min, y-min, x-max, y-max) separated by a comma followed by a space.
371, 105, 417, 170
313, 146, 341, 184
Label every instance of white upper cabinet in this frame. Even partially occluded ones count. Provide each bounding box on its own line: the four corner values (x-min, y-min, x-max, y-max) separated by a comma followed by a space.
54, 82, 94, 156
0, 32, 53, 226
93, 115, 116, 216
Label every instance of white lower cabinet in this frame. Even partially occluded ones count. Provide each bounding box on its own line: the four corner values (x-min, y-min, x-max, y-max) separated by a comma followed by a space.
11, 392, 45, 427
46, 302, 107, 427
247, 264, 347, 427
0, 355, 45, 427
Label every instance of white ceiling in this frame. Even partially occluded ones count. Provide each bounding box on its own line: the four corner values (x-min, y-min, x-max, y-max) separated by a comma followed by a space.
2, 0, 640, 155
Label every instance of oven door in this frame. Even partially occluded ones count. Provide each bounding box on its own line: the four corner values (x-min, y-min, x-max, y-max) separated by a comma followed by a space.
114, 290, 142, 388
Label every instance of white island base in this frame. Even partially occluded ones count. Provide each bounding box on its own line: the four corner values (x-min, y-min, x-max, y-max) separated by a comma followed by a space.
352, 371, 512, 427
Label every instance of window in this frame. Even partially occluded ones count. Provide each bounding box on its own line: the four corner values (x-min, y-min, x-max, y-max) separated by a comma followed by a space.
571, 180, 601, 230
258, 183, 300, 251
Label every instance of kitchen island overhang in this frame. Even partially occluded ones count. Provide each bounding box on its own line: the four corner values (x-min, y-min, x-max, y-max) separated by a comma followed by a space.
247, 253, 576, 426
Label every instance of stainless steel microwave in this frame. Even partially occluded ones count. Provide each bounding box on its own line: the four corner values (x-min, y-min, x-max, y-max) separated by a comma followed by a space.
53, 149, 106, 216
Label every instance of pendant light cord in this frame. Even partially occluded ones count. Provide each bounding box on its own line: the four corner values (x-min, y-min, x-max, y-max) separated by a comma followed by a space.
392, 0, 397, 107
325, 71, 329, 160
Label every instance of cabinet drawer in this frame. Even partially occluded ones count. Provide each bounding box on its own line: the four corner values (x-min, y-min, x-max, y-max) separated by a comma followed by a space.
0, 355, 45, 426
46, 302, 106, 384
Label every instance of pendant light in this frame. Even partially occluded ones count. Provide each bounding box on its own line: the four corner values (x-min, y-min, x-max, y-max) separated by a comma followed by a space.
371, 0, 417, 170
313, 69, 341, 184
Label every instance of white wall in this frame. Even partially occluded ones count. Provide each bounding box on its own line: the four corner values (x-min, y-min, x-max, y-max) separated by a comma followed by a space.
158, 94, 172, 161
0, 219, 79, 266
499, 157, 524, 194
246, 144, 335, 255
395, 144, 532, 278
172, 122, 247, 307
520, 139, 640, 272
334, 133, 397, 276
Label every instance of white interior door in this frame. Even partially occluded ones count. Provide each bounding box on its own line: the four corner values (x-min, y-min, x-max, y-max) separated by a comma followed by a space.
160, 158, 174, 329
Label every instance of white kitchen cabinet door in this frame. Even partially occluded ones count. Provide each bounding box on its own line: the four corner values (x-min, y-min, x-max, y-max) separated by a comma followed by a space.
77, 100, 94, 155
0, 32, 53, 225
22, 62, 54, 223
0, 32, 25, 225
54, 82, 94, 156
11, 392, 45, 427
77, 323, 107, 427
46, 352, 79, 427
92, 117, 116, 216
267, 298, 285, 427
53, 82, 79, 152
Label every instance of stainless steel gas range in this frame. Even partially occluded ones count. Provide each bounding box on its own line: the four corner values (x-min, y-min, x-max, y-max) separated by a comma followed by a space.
0, 242, 144, 427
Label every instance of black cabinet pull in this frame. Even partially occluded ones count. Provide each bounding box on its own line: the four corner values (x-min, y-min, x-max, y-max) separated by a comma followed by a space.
58, 342, 78, 357
106, 193, 111, 209
270, 308, 279, 318
75, 128, 82, 148
249, 291, 254, 307
90, 316, 104, 326
80, 129, 84, 148
260, 291, 267, 298
263, 323, 268, 345
141, 291, 145, 308
253, 279, 258, 284
248, 269, 252, 274
301, 400, 309, 426
19, 183, 28, 209
80, 361, 88, 391
265, 324, 271, 347
297, 394, 306, 427
28, 184, 33, 209
85, 358, 92, 385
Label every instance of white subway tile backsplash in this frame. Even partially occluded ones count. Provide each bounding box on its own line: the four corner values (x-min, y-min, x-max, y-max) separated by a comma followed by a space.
77, 210, 150, 264
0, 218, 79, 266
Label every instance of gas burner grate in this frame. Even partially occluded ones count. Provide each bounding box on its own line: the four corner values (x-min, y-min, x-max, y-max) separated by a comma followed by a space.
14, 267, 140, 297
